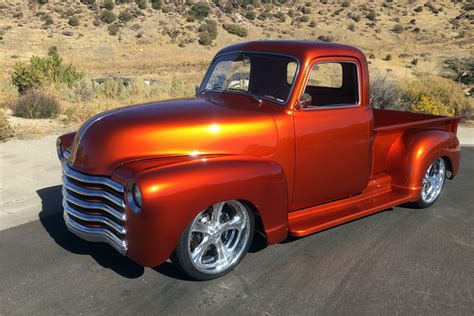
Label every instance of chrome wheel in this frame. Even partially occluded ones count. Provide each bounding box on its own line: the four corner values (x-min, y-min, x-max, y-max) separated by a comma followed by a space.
421, 158, 446, 204
187, 200, 251, 275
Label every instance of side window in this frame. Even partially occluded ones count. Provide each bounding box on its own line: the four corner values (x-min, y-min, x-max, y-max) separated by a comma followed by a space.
287, 62, 298, 85
304, 62, 359, 107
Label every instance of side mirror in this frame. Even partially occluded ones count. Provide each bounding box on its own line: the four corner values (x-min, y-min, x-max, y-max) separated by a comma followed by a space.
299, 93, 312, 109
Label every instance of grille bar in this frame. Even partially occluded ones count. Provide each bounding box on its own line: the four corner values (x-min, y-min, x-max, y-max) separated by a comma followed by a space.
62, 188, 126, 221
63, 163, 124, 193
63, 212, 127, 255
62, 199, 126, 235
61, 162, 127, 255
63, 176, 125, 208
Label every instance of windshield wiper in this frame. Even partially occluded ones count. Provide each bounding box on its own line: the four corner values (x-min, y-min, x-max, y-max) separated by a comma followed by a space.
226, 88, 262, 104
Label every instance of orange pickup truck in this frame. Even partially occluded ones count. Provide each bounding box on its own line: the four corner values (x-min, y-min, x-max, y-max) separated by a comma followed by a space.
57, 41, 463, 280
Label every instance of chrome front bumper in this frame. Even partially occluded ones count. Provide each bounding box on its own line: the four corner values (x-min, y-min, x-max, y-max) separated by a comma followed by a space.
61, 161, 127, 255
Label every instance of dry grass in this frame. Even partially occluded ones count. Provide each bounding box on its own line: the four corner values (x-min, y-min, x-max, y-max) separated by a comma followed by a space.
0, 109, 13, 141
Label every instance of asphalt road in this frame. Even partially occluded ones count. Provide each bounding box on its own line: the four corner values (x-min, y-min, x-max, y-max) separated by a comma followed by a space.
1, 148, 473, 315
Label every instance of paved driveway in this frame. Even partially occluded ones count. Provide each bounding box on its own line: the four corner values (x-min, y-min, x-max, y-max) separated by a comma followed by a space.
0, 147, 472, 314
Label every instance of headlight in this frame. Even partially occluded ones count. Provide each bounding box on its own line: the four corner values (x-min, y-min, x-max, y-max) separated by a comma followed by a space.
56, 138, 63, 160
127, 181, 142, 213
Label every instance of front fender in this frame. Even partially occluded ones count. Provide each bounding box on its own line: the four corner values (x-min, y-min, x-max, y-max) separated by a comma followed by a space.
386, 129, 460, 200
117, 156, 289, 267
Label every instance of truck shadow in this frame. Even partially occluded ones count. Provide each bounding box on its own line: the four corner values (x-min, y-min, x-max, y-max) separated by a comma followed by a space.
37, 185, 145, 279
36, 185, 267, 281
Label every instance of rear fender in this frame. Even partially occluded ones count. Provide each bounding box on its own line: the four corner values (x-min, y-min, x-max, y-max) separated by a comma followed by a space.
385, 129, 460, 200
122, 156, 289, 267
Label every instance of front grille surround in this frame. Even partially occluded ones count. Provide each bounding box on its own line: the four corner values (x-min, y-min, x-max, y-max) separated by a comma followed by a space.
61, 163, 127, 255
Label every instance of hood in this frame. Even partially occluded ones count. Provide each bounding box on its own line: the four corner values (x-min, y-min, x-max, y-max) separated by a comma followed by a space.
69, 94, 279, 176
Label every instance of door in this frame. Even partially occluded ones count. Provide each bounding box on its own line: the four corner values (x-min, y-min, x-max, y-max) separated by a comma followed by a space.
291, 58, 372, 210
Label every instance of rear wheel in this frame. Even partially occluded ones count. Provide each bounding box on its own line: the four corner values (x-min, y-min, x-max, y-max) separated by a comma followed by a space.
415, 157, 446, 208
173, 200, 255, 280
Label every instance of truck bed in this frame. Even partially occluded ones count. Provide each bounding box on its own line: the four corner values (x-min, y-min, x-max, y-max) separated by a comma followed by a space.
373, 108, 461, 132
371, 109, 463, 176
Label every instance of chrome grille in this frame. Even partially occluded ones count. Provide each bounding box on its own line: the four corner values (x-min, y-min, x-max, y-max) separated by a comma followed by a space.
61, 163, 127, 254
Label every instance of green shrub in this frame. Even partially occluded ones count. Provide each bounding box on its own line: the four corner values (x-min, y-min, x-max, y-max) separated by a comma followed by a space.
245, 10, 256, 20
135, 0, 147, 10
317, 35, 334, 42
189, 3, 210, 20
118, 10, 132, 22
384, 54, 392, 61
103, 0, 114, 10
0, 110, 13, 141
68, 16, 80, 26
198, 31, 212, 46
100, 10, 116, 23
44, 15, 54, 25
11, 55, 84, 94
12, 89, 60, 119
392, 24, 404, 34
48, 46, 58, 56
275, 11, 286, 22
223, 24, 248, 37
366, 10, 377, 21
198, 19, 218, 40
108, 23, 120, 36
309, 20, 316, 27
80, 0, 96, 6
37, 0, 48, 4
414, 6, 423, 12
299, 15, 310, 22
151, 0, 162, 10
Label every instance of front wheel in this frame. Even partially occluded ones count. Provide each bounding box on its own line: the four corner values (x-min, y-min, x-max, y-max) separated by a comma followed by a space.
415, 157, 447, 208
173, 200, 255, 280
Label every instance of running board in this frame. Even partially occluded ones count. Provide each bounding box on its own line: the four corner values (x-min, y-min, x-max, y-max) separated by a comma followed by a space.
288, 189, 412, 237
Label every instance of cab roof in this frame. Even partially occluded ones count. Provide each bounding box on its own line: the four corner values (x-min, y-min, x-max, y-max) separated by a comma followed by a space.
216, 40, 367, 64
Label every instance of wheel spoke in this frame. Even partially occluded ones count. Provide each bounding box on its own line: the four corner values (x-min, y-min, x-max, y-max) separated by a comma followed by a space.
216, 238, 231, 262
191, 237, 211, 263
220, 216, 243, 232
211, 202, 225, 227
192, 220, 209, 235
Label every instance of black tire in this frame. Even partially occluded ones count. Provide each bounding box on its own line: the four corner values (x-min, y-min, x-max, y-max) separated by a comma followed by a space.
172, 201, 255, 281
414, 157, 447, 209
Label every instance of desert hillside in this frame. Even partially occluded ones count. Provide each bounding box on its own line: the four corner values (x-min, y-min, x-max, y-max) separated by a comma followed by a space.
0, 0, 472, 82
0, 0, 473, 139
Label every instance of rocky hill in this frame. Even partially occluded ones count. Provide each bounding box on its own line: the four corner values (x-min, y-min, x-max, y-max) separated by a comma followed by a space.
0, 0, 472, 83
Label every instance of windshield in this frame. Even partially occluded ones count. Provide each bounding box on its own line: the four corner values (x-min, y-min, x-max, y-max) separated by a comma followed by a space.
199, 53, 298, 104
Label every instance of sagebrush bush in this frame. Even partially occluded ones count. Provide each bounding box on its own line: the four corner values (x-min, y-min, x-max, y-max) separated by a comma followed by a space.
370, 73, 406, 110
68, 16, 80, 26
151, 0, 162, 10
0, 80, 19, 109
223, 24, 248, 37
0, 110, 13, 141
99, 10, 116, 23
103, 0, 114, 10
189, 3, 210, 20
198, 19, 218, 45
108, 23, 120, 35
118, 10, 132, 22
198, 31, 212, 46
135, 0, 147, 10
245, 11, 256, 20
400, 77, 473, 118
12, 89, 60, 119
11, 55, 84, 94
